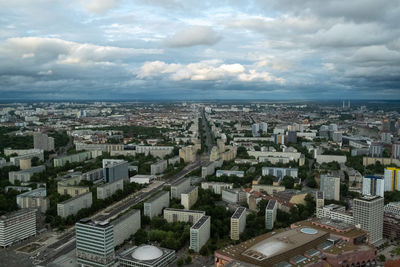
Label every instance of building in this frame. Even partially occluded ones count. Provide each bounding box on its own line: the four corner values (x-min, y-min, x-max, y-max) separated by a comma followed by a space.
231, 207, 246, 241
201, 182, 233, 194
392, 142, 400, 159
261, 167, 298, 179
286, 131, 297, 144
315, 154, 347, 164
190, 215, 211, 253
179, 145, 197, 163
201, 159, 223, 178
76, 219, 115, 267
143, 191, 170, 218
384, 167, 400, 192
362, 175, 384, 197
369, 142, 383, 157
130, 174, 155, 184
103, 159, 129, 183
33, 132, 54, 151
316, 204, 354, 225
117, 245, 175, 267
53, 151, 95, 167
136, 145, 174, 158
353, 195, 384, 245
81, 168, 104, 182
0, 209, 36, 247
384, 202, 400, 216
75, 143, 124, 153
111, 209, 141, 247
216, 170, 244, 178
57, 192, 93, 218
332, 131, 342, 143
170, 177, 191, 199
316, 191, 324, 209
57, 175, 89, 197
163, 208, 205, 224
181, 186, 198, 210
19, 158, 31, 170
150, 160, 168, 175
97, 179, 124, 200
251, 123, 260, 137
167, 156, 181, 166
4, 148, 44, 157
16, 187, 49, 213
222, 189, 240, 203
320, 174, 340, 201
8, 165, 46, 184
265, 200, 277, 230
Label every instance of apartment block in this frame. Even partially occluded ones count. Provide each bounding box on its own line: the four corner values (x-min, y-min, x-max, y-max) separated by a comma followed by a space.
8, 165, 46, 184
201, 182, 234, 194
320, 174, 340, 201
150, 160, 168, 175
163, 208, 205, 224
97, 179, 124, 200
144, 191, 170, 218
231, 207, 246, 240
57, 192, 93, 218
265, 200, 277, 230
181, 186, 198, 210
33, 132, 54, 151
189, 216, 210, 253
261, 167, 298, 179
0, 209, 36, 247
170, 177, 191, 199
16, 187, 49, 213
111, 209, 141, 247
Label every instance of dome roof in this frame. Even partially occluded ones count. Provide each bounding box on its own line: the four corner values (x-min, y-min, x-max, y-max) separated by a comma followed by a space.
131, 245, 163, 261
300, 228, 318, 235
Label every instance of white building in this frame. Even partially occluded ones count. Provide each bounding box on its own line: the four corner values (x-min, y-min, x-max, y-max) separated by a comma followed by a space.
0, 209, 36, 247
216, 170, 244, 178
163, 208, 205, 224
181, 186, 198, 210
130, 174, 155, 184
316, 204, 354, 225
97, 179, 124, 200
265, 200, 277, 230
144, 191, 170, 218
362, 175, 384, 197
261, 167, 298, 178
112, 209, 141, 247
57, 192, 93, 218
231, 207, 246, 240
201, 182, 233, 194
320, 175, 340, 201
170, 177, 191, 199
189, 216, 210, 253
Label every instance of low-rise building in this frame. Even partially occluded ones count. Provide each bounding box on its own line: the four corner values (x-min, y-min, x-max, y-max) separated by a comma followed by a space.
231, 207, 246, 240
57, 192, 93, 218
144, 191, 170, 218
189, 215, 210, 253
130, 174, 155, 184
316, 204, 354, 225
0, 209, 37, 247
181, 186, 198, 210
97, 179, 124, 200
163, 208, 205, 224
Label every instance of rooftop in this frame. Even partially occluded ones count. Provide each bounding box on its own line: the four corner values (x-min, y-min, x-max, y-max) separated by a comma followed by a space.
232, 207, 246, 219
266, 200, 277, 210
164, 208, 205, 214
192, 215, 210, 229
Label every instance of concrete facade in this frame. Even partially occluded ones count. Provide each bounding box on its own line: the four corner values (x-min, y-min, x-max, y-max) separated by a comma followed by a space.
144, 191, 170, 218
97, 179, 124, 200
57, 192, 93, 218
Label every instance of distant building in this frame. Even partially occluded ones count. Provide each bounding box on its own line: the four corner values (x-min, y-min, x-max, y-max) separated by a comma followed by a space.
144, 191, 170, 218
136, 145, 174, 158
261, 167, 298, 179
163, 208, 205, 224
265, 200, 277, 230
320, 174, 340, 201
53, 151, 96, 167
362, 175, 384, 197
57, 192, 92, 218
201, 182, 233, 194
76, 219, 115, 267
179, 145, 197, 163
392, 142, 400, 159
353, 195, 384, 245
16, 187, 49, 213
181, 186, 198, 210
286, 131, 297, 144
8, 165, 46, 184
150, 160, 168, 175
112, 209, 141, 247
231, 207, 246, 241
33, 132, 54, 151
170, 177, 191, 199
316, 191, 324, 209
316, 204, 354, 225
0, 209, 36, 247
189, 215, 210, 253
130, 174, 155, 184
369, 142, 383, 158
97, 179, 124, 200
103, 159, 128, 183
384, 167, 400, 192
216, 170, 244, 178
252, 123, 260, 137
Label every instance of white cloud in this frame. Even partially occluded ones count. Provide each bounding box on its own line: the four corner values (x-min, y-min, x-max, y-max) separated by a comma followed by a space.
38, 70, 53, 75
165, 26, 221, 47
238, 70, 285, 83
81, 0, 120, 15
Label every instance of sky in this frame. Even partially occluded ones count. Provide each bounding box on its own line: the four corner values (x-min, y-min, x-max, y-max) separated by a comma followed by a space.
0, 0, 399, 100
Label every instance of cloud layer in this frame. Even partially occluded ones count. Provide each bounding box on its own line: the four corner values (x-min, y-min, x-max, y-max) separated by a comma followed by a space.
0, 0, 399, 99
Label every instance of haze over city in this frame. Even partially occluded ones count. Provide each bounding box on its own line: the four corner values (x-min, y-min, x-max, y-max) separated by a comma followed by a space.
1, 0, 400, 100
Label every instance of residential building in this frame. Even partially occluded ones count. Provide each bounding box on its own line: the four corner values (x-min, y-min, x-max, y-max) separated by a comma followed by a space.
362, 175, 384, 197
179, 145, 197, 163
201, 182, 233, 194
265, 200, 277, 230
8, 165, 46, 184
53, 151, 95, 167
75, 143, 123, 153
163, 208, 205, 224
57, 192, 93, 218
136, 145, 174, 158
316, 204, 354, 225
315, 154, 347, 164
189, 216, 210, 253
33, 132, 54, 151
143, 191, 170, 218
392, 142, 400, 159
316, 191, 324, 209
384, 202, 400, 216
320, 174, 340, 201
216, 170, 244, 178
111, 209, 141, 247
231, 207, 246, 240
76, 219, 115, 267
103, 159, 128, 183
353, 195, 384, 245
150, 160, 168, 175
369, 142, 383, 157
261, 167, 298, 179
252, 123, 260, 137
181, 186, 198, 210
16, 187, 49, 213
81, 168, 104, 182
0, 209, 36, 247
384, 167, 400, 192
170, 177, 191, 199
97, 179, 124, 200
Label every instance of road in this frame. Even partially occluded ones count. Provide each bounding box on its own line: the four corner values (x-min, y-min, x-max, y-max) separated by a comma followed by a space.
201, 108, 215, 154
37, 159, 203, 266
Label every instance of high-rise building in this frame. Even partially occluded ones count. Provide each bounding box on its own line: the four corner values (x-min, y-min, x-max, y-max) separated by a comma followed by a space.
353, 195, 384, 245
102, 159, 128, 183
265, 200, 277, 230
286, 131, 297, 144
0, 209, 36, 247
369, 142, 383, 157
259, 122, 268, 133
362, 175, 384, 197
76, 218, 115, 267
392, 142, 400, 159
381, 132, 392, 144
33, 132, 54, 151
316, 191, 324, 209
189, 215, 210, 253
319, 175, 340, 201
384, 167, 400, 192
231, 207, 246, 240
252, 123, 260, 137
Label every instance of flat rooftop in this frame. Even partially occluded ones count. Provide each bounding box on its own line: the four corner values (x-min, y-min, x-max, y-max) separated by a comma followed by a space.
192, 215, 209, 229
293, 219, 365, 238
232, 207, 246, 219
164, 208, 205, 214
266, 200, 277, 210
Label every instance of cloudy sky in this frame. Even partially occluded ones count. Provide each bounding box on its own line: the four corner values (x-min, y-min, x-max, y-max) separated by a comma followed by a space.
1, 0, 400, 100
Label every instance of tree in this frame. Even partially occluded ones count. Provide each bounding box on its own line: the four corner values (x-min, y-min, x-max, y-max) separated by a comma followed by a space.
378, 254, 386, 262
281, 176, 294, 189
134, 229, 148, 245
185, 256, 192, 264
177, 258, 184, 266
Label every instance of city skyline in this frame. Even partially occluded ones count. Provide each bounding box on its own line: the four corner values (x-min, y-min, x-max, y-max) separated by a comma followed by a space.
1, 1, 400, 100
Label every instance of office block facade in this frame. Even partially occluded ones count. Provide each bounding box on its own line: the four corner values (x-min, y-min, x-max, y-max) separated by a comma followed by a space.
163, 208, 205, 224
265, 200, 277, 230
0, 209, 36, 247
144, 191, 170, 218
76, 219, 115, 267
189, 216, 210, 253
231, 207, 246, 240
103, 159, 128, 183
320, 174, 340, 201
